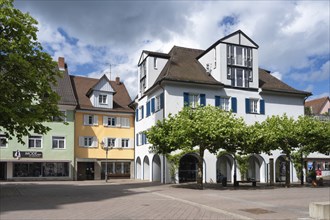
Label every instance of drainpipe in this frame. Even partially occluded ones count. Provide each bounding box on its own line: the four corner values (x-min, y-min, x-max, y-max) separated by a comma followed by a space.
159, 82, 166, 184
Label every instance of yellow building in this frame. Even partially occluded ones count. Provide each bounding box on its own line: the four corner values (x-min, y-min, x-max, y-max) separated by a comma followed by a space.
71, 75, 134, 180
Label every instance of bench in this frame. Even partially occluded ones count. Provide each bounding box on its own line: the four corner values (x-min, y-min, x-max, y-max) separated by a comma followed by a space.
236, 180, 257, 187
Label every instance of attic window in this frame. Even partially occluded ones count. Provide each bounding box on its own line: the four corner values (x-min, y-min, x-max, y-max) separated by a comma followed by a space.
99, 94, 107, 105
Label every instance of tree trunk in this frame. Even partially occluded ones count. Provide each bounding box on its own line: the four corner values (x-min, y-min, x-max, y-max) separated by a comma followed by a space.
197, 148, 204, 189
285, 154, 291, 187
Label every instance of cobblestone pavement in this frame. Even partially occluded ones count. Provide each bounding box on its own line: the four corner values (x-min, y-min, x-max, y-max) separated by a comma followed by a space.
0, 180, 329, 220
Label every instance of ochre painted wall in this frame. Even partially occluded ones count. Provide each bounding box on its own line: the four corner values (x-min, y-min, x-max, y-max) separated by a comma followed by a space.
75, 111, 134, 160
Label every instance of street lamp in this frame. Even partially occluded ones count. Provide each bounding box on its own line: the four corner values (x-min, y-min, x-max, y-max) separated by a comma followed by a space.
101, 140, 113, 183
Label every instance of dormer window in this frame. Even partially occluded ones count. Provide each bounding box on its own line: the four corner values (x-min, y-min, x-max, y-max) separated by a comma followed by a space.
227, 45, 252, 68
99, 94, 107, 105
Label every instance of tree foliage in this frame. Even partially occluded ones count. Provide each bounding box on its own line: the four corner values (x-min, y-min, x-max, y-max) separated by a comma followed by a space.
0, 0, 62, 143
147, 105, 246, 188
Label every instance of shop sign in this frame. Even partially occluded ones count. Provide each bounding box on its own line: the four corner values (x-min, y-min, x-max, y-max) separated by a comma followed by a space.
13, 150, 43, 159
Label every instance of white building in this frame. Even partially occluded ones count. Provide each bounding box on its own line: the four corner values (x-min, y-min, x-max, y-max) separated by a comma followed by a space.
133, 30, 315, 184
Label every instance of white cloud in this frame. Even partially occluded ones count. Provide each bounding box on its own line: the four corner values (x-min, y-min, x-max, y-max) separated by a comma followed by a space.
15, 1, 329, 98
271, 72, 282, 80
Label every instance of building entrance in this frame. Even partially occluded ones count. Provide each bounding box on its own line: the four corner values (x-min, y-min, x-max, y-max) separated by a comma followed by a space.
0, 162, 6, 180
77, 162, 95, 180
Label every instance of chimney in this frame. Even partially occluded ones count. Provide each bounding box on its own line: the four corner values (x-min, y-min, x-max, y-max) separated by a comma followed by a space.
58, 57, 66, 71
115, 76, 120, 85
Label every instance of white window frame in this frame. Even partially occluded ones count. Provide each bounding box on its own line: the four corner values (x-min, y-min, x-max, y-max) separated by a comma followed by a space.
121, 138, 130, 148
99, 94, 107, 105
52, 136, 66, 149
138, 106, 143, 120
250, 99, 259, 114
28, 135, 42, 148
0, 134, 8, 148
220, 97, 230, 111
84, 114, 98, 126
107, 117, 116, 127
155, 95, 161, 111
189, 94, 199, 108
107, 138, 116, 148
227, 45, 253, 68
121, 117, 130, 128
229, 67, 249, 88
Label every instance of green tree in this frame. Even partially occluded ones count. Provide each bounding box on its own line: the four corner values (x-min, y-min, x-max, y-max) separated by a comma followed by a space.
148, 105, 246, 188
258, 114, 298, 187
0, 0, 63, 143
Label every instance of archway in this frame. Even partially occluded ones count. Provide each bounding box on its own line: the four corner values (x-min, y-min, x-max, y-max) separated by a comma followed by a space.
275, 155, 288, 182
247, 154, 264, 181
216, 154, 234, 183
136, 157, 141, 179
143, 156, 150, 180
179, 153, 200, 183
152, 155, 161, 182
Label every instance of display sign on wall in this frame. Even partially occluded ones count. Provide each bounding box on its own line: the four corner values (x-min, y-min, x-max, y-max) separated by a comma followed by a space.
13, 150, 43, 159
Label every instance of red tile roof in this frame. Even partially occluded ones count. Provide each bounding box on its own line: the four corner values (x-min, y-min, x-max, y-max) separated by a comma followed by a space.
305, 96, 330, 114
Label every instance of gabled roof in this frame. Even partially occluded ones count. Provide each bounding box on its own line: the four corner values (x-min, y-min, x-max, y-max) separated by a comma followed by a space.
305, 96, 330, 114
138, 50, 170, 66
153, 46, 223, 86
197, 30, 259, 59
70, 75, 133, 113
259, 69, 311, 96
51, 69, 77, 106
86, 74, 115, 97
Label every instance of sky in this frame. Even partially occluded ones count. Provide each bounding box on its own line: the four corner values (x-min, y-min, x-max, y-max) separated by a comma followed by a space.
15, 0, 330, 100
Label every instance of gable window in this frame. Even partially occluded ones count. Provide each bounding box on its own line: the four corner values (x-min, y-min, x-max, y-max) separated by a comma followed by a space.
28, 135, 42, 148
0, 135, 7, 148
84, 114, 98, 126
227, 45, 253, 68
53, 111, 66, 122
99, 94, 107, 105
246, 98, 265, 114
52, 136, 65, 149
121, 138, 130, 148
140, 78, 146, 93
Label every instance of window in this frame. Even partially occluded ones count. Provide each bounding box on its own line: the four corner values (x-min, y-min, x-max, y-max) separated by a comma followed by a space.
121, 118, 130, 128
228, 67, 250, 88
99, 94, 107, 105
121, 138, 130, 148
0, 135, 7, 148
138, 106, 144, 120
28, 135, 42, 148
53, 111, 66, 122
107, 117, 116, 126
220, 97, 230, 111
189, 94, 199, 108
13, 162, 69, 177
107, 138, 116, 148
140, 62, 146, 79
227, 45, 253, 68
52, 136, 65, 149
84, 115, 98, 126
140, 78, 146, 93
246, 98, 265, 114
155, 93, 164, 112
250, 99, 258, 113
154, 57, 157, 69
79, 136, 97, 148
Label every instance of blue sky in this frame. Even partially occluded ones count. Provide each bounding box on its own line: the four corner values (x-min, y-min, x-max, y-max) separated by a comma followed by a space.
15, 0, 329, 100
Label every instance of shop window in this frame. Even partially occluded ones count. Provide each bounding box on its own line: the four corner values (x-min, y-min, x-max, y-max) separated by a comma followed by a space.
13, 162, 69, 177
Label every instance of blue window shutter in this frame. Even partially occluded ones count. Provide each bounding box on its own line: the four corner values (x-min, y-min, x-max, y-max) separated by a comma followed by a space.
144, 133, 147, 145
200, 94, 206, 106
151, 98, 155, 113
146, 101, 150, 117
231, 97, 237, 113
160, 93, 164, 109
183, 92, 189, 106
245, 98, 250, 114
260, 99, 265, 115
142, 133, 145, 145
215, 96, 220, 107
136, 133, 139, 146
141, 106, 144, 119
135, 109, 139, 121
